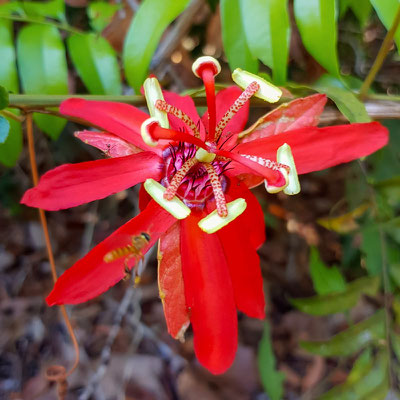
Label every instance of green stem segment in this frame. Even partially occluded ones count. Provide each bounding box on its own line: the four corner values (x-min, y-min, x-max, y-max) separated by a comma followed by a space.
359, 5, 400, 100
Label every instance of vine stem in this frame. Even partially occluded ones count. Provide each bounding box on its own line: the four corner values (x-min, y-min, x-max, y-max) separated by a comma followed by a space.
359, 5, 400, 100
0, 14, 84, 35
25, 113, 80, 378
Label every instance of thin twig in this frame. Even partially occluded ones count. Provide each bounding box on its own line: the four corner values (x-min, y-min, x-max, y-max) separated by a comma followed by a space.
25, 113, 80, 397
359, 5, 400, 100
0, 109, 25, 122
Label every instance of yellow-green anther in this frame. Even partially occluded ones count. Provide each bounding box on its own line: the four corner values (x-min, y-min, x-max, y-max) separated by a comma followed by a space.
232, 68, 282, 103
141, 118, 159, 147
195, 147, 216, 163
143, 77, 169, 129
277, 143, 300, 195
198, 198, 247, 234
143, 179, 191, 220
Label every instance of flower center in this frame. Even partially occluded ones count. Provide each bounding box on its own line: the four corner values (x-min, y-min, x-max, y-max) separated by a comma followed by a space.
161, 143, 229, 209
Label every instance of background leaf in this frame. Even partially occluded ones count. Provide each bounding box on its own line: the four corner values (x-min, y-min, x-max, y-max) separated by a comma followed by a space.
0, 111, 22, 167
313, 84, 371, 123
87, 1, 120, 33
0, 19, 19, 94
309, 247, 347, 295
68, 33, 122, 95
123, 0, 190, 92
300, 310, 385, 356
258, 322, 285, 400
240, 0, 290, 84
20, 0, 66, 22
370, 0, 400, 54
220, 0, 258, 74
0, 86, 9, 110
291, 276, 380, 315
17, 24, 68, 139
293, 0, 340, 77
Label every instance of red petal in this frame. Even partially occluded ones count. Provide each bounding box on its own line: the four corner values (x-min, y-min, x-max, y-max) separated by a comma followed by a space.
138, 184, 152, 211
215, 219, 265, 319
180, 212, 237, 374
163, 91, 206, 139
21, 152, 163, 210
240, 94, 327, 143
158, 223, 190, 340
236, 122, 389, 174
225, 178, 265, 249
60, 99, 158, 153
75, 130, 143, 157
203, 87, 250, 137
46, 201, 177, 305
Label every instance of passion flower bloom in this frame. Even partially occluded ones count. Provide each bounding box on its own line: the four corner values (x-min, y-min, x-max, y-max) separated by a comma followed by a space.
22, 57, 388, 374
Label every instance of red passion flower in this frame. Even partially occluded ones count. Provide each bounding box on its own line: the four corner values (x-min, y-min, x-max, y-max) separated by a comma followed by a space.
22, 57, 389, 374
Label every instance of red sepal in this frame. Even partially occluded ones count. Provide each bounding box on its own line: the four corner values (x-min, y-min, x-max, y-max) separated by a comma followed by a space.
75, 130, 142, 157
22, 152, 163, 210
180, 212, 237, 374
46, 201, 177, 305
158, 223, 190, 340
60, 99, 158, 153
236, 122, 389, 175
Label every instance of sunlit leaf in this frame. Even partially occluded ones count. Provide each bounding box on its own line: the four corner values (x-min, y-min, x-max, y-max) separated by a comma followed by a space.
320, 350, 388, 399
221, 0, 258, 74
293, 0, 340, 77
300, 310, 386, 356
123, 0, 190, 92
0, 20, 19, 94
87, 1, 120, 32
348, 0, 372, 26
68, 33, 122, 95
318, 202, 371, 233
17, 24, 68, 139
291, 276, 380, 315
0, 110, 22, 167
258, 321, 285, 400
313, 84, 371, 123
370, 0, 400, 54
309, 247, 347, 295
240, 0, 290, 84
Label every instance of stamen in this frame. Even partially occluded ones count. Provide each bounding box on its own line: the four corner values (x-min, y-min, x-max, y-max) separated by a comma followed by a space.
203, 163, 227, 217
164, 157, 198, 200
155, 100, 201, 138
215, 81, 260, 141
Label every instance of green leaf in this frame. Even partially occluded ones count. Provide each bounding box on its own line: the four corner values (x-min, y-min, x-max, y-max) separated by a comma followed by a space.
258, 322, 285, 400
0, 19, 19, 93
221, 0, 258, 74
320, 350, 388, 400
0, 115, 10, 143
17, 24, 68, 139
0, 110, 22, 167
348, 0, 372, 27
309, 247, 347, 295
313, 83, 371, 123
293, 0, 340, 77
21, 0, 66, 22
88, 1, 120, 32
370, 0, 400, 54
361, 229, 383, 276
240, 0, 290, 84
67, 33, 122, 95
123, 0, 190, 92
291, 276, 380, 315
300, 310, 386, 356
0, 86, 9, 110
